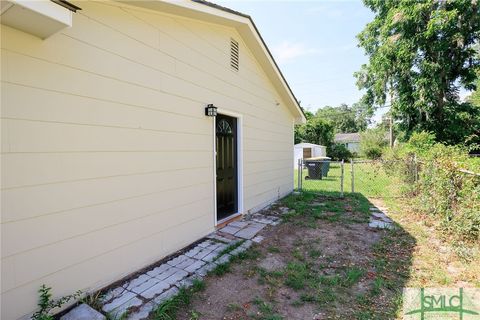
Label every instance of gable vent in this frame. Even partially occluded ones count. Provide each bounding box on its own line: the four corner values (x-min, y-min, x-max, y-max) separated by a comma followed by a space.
230, 38, 239, 71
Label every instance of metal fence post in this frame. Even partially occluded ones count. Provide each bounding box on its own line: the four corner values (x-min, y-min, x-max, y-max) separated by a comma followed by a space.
297, 158, 302, 191
297, 158, 300, 191
340, 159, 344, 197
351, 159, 354, 193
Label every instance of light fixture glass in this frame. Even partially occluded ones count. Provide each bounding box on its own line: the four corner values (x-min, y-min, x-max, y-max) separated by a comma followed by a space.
205, 104, 218, 117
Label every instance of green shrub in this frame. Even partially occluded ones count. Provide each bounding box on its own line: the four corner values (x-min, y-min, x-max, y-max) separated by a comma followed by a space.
385, 137, 480, 245
360, 129, 388, 159
382, 133, 428, 184
416, 144, 480, 243
328, 144, 353, 160
32, 285, 82, 320
364, 146, 383, 159
406, 131, 436, 156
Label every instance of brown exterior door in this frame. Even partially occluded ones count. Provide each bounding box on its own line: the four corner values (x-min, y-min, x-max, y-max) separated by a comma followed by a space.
216, 114, 238, 221
303, 148, 312, 159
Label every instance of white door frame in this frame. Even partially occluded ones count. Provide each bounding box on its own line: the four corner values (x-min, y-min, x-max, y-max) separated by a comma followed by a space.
213, 108, 244, 226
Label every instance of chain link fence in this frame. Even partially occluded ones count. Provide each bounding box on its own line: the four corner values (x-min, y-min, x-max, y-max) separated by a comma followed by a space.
295, 158, 418, 198
295, 156, 480, 245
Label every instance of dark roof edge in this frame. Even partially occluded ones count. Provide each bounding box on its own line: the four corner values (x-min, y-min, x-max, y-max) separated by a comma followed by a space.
51, 0, 81, 12
192, 0, 306, 120
192, 0, 249, 18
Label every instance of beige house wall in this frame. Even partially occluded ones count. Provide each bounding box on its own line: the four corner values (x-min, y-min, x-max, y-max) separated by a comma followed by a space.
0, 1, 295, 319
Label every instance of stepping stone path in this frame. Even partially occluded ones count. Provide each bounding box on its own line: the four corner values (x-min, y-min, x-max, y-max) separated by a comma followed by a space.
61, 210, 283, 320
368, 206, 394, 229
60, 304, 105, 320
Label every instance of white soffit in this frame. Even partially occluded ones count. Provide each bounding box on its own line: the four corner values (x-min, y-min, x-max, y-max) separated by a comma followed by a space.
0, 0, 73, 39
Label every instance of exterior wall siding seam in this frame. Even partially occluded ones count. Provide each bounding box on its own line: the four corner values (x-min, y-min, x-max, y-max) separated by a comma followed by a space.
1, 150, 213, 155
1, 117, 211, 137
244, 175, 292, 190
244, 137, 294, 143
93, 2, 277, 97
99, 1, 270, 83
243, 125, 293, 135
244, 166, 292, 177
3, 47, 289, 129
2, 196, 213, 260
2, 81, 205, 120
2, 180, 212, 223
245, 181, 293, 201
1, 213, 214, 295
61, 13, 283, 115
245, 158, 293, 164
1, 166, 212, 191
120, 7, 276, 102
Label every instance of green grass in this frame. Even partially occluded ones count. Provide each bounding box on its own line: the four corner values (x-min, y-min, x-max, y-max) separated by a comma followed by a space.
281, 190, 372, 226
295, 161, 402, 198
152, 279, 206, 320
151, 243, 261, 319
342, 267, 365, 287
267, 246, 281, 253
284, 262, 310, 290
211, 261, 231, 276
252, 298, 284, 320
308, 248, 322, 259
212, 240, 244, 262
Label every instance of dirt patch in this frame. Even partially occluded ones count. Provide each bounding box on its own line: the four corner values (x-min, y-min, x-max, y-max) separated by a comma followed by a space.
181, 266, 263, 320
259, 254, 286, 272
175, 193, 404, 320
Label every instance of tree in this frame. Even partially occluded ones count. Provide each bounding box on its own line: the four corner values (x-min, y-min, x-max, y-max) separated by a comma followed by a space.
315, 103, 372, 133
466, 45, 480, 107
356, 0, 480, 145
467, 73, 480, 107
360, 128, 389, 159
295, 117, 335, 147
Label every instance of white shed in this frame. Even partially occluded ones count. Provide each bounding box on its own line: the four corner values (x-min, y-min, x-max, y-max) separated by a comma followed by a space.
294, 143, 327, 167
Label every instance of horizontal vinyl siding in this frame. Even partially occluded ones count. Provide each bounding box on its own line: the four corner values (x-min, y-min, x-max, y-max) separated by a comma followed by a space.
1, 1, 294, 319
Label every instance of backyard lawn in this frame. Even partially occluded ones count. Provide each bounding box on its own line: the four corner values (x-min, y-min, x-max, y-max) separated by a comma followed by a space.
295, 161, 404, 198
148, 162, 479, 320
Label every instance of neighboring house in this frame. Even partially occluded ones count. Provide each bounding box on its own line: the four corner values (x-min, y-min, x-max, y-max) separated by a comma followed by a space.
293, 143, 326, 168
0, 1, 306, 318
334, 133, 361, 154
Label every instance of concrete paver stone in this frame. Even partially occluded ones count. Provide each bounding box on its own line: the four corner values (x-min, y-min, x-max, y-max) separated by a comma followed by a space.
110, 297, 143, 318
184, 260, 206, 273
102, 291, 137, 313
220, 225, 241, 235
146, 264, 171, 278
139, 281, 170, 300
98, 204, 285, 320
60, 304, 106, 320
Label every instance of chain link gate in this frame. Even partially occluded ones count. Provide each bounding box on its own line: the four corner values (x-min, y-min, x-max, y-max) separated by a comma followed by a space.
296, 159, 346, 197
296, 158, 418, 199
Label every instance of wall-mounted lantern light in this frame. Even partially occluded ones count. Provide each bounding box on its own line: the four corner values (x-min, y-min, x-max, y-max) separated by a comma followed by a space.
205, 104, 218, 117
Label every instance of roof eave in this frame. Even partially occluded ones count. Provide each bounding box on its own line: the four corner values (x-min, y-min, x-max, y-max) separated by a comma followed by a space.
51, 0, 81, 12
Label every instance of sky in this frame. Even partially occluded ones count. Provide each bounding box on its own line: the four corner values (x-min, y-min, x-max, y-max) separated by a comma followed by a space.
217, 0, 471, 124
217, 0, 375, 115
